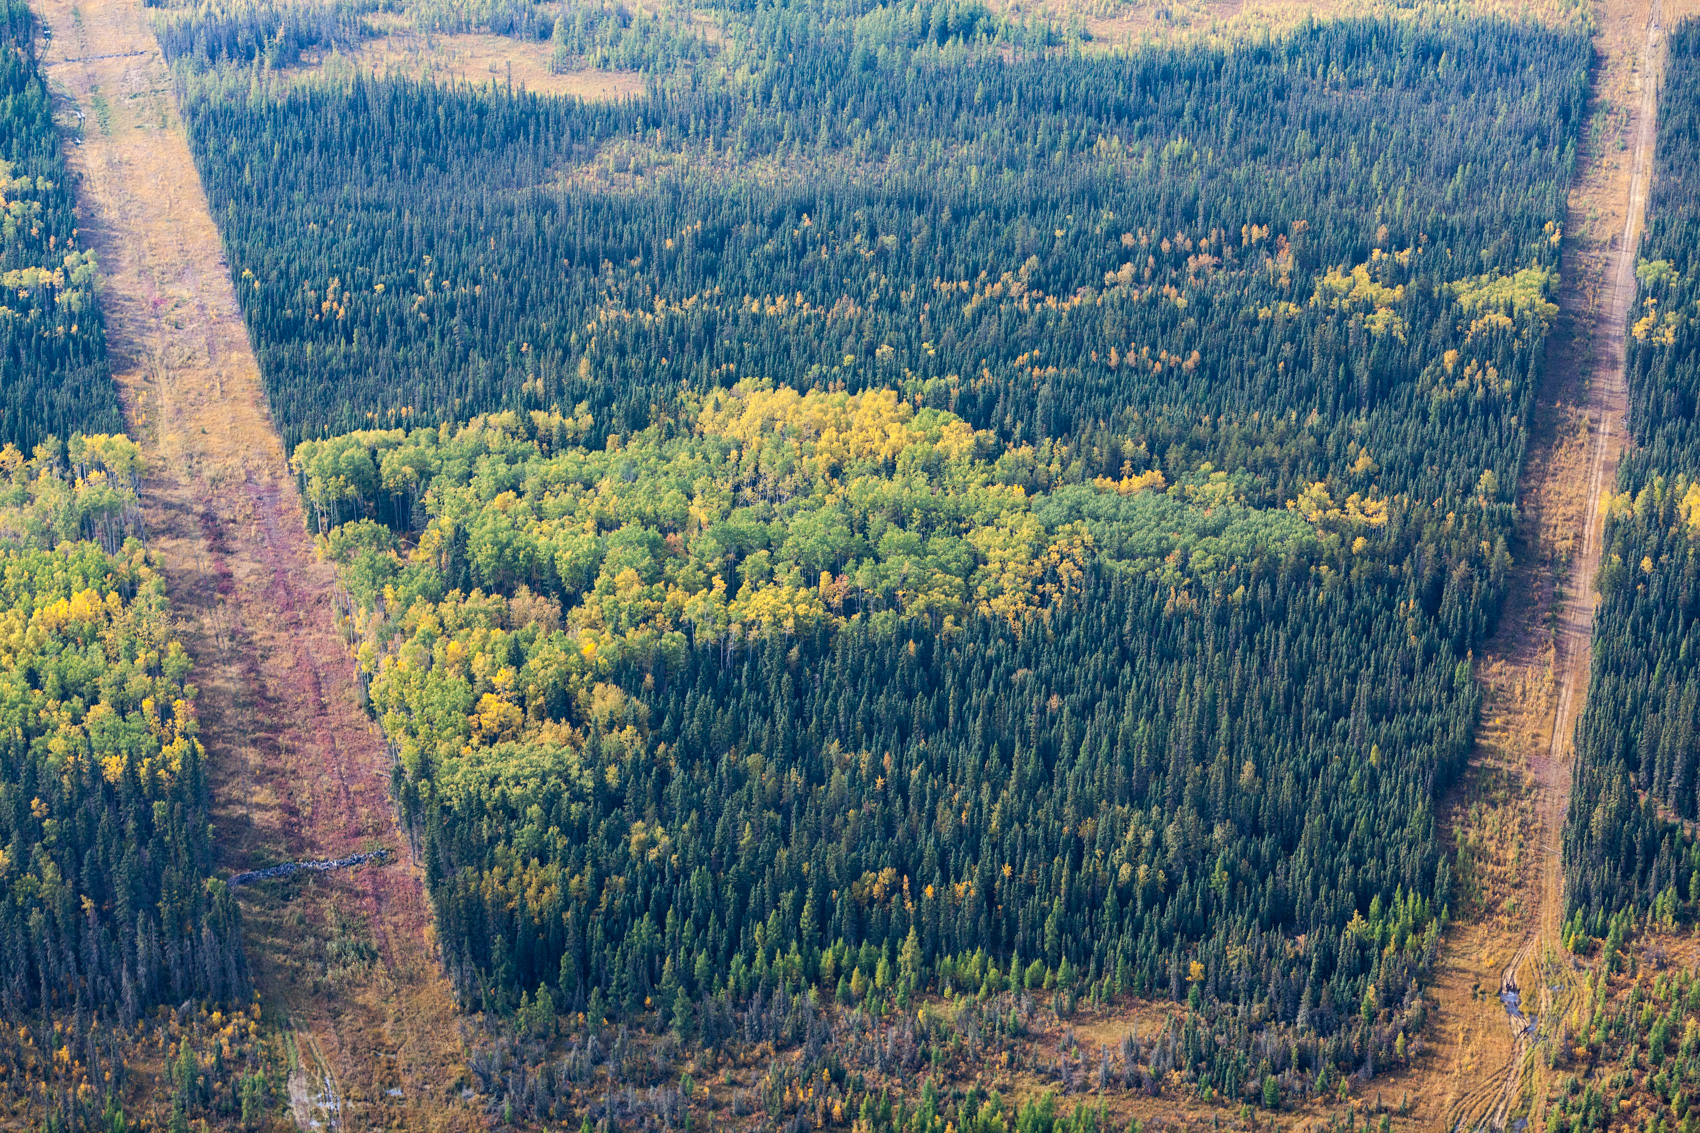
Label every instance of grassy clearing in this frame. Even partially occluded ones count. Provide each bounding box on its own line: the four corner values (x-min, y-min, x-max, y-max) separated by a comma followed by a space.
35, 0, 482, 1126
291, 28, 646, 99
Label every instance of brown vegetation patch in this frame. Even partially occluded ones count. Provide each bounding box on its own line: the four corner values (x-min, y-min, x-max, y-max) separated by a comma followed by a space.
1387, 0, 1696, 1125
289, 28, 645, 98
34, 0, 482, 1126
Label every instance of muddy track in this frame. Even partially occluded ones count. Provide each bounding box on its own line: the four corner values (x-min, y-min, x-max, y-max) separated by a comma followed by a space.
1442, 1, 1664, 1129
31, 0, 479, 1127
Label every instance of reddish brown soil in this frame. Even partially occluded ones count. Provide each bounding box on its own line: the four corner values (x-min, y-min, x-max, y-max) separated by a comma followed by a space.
33, 0, 481, 1127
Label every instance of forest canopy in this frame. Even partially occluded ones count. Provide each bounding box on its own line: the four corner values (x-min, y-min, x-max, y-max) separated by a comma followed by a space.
185, 0, 1597, 1112
296, 381, 1336, 651
0, 0, 119, 452
0, 441, 245, 1129
186, 14, 1585, 471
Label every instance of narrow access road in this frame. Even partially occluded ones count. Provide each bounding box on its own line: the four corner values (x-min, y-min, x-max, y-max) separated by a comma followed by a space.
1452, 3, 1662, 1129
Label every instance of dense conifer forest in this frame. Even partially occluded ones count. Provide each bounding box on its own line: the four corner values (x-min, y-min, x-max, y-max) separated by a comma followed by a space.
1563, 19, 1700, 939
215, 5, 1602, 1113
0, 0, 118, 452
186, 15, 1584, 462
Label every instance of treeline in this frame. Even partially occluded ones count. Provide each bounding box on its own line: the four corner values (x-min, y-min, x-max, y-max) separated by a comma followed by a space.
1564, 18, 1700, 929
151, 0, 371, 71
0, 0, 120, 453
184, 16, 1586, 459
153, 0, 1077, 77
477, 990, 1371, 1129
247, 6, 1590, 1113
0, 437, 248, 1131
154, 0, 719, 72
411, 0, 715, 65
544, 0, 716, 73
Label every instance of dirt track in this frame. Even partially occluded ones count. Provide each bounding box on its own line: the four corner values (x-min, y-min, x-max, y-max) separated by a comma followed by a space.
22, 0, 1688, 1127
32, 0, 478, 1127
1428, 0, 1676, 1126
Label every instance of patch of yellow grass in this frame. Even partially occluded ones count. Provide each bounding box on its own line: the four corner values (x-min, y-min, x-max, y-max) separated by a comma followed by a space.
990, 0, 1594, 53
291, 28, 645, 99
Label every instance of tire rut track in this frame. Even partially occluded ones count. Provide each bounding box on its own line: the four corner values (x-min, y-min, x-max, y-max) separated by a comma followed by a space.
1446, 1, 1663, 1128
31, 0, 478, 1125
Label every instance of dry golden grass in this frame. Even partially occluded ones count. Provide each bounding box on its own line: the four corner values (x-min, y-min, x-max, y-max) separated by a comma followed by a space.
291, 25, 645, 99
1381, 0, 1687, 1125
33, 0, 481, 1127
985, 0, 1594, 55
